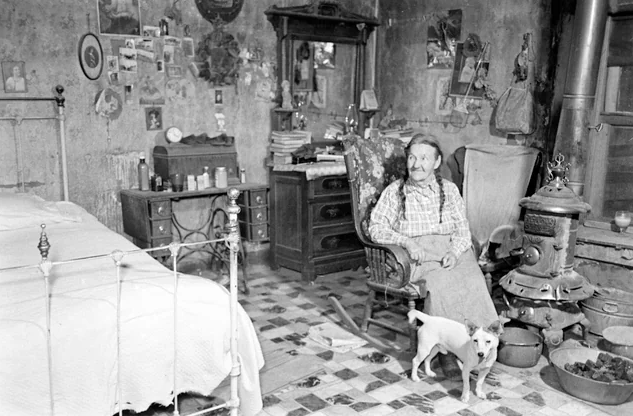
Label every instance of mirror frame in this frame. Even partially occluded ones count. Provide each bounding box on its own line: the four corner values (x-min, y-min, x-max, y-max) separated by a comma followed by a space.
265, 2, 379, 121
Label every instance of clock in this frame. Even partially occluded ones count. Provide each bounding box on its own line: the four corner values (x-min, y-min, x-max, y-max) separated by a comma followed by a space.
165, 126, 183, 143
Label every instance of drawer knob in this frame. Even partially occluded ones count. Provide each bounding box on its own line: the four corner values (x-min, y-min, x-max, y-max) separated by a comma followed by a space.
256, 212, 264, 220
257, 229, 265, 237
255, 196, 264, 204
158, 225, 166, 234
157, 206, 165, 215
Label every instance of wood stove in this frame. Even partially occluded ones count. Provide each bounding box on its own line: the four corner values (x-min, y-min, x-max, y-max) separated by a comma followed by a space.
500, 154, 594, 352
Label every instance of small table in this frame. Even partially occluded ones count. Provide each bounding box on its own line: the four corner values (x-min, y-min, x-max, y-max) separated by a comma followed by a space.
120, 183, 268, 292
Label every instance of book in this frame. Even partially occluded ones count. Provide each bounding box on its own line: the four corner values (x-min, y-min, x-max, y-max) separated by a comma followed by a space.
360, 89, 379, 111
273, 154, 293, 164
270, 143, 303, 152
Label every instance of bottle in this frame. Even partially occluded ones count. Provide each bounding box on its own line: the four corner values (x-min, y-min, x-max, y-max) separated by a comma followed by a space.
215, 166, 228, 189
202, 166, 211, 189
138, 153, 150, 191
240, 168, 247, 184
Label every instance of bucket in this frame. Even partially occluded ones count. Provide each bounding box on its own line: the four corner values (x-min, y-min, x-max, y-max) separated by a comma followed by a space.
497, 327, 543, 368
603, 325, 633, 360
580, 287, 633, 336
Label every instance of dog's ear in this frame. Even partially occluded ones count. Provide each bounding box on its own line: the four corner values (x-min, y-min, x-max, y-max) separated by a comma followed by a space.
465, 320, 479, 336
487, 320, 504, 336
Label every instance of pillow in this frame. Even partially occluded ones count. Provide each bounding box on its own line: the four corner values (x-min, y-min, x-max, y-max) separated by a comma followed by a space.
0, 193, 83, 231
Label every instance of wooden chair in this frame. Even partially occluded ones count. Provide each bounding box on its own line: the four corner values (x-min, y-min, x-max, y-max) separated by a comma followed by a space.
342, 134, 425, 352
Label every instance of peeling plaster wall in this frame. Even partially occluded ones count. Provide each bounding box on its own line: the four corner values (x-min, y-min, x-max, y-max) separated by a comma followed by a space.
376, 0, 555, 178
0, 0, 375, 233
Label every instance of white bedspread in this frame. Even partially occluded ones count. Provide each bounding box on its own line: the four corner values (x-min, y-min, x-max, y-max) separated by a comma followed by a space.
0, 203, 264, 416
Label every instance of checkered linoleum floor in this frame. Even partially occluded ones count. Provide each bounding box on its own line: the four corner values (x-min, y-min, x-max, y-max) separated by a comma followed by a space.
136, 262, 633, 416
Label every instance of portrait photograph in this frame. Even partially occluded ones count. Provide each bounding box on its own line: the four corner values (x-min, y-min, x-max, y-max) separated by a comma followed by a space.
166, 64, 183, 78
145, 107, 163, 131
98, 0, 141, 36
2, 61, 27, 93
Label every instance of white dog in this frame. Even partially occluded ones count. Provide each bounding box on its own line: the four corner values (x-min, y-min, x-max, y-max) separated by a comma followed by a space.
407, 310, 503, 403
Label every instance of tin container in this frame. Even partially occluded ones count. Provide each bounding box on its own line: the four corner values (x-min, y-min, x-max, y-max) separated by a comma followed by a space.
215, 166, 228, 189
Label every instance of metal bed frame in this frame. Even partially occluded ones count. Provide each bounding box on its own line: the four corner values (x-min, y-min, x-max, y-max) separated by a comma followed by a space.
0, 87, 245, 416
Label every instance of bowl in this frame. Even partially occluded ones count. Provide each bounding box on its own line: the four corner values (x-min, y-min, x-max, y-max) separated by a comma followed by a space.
549, 347, 633, 405
497, 327, 543, 368
603, 325, 633, 360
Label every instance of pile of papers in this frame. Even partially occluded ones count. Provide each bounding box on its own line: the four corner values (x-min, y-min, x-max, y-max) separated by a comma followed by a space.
324, 121, 346, 140
269, 130, 311, 164
307, 322, 367, 353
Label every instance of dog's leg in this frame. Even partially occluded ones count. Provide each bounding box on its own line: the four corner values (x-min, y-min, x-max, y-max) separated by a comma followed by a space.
460, 366, 471, 403
474, 367, 491, 399
423, 345, 440, 378
411, 344, 434, 381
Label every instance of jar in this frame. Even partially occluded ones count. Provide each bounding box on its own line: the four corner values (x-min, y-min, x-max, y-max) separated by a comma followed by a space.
215, 166, 228, 189
240, 168, 246, 184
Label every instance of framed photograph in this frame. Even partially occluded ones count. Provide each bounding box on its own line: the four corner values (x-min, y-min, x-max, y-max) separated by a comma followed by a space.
2, 61, 27, 93
449, 43, 489, 98
78, 33, 104, 81
293, 41, 314, 92
435, 76, 454, 115
98, 0, 141, 36
182, 37, 195, 58
314, 42, 335, 69
427, 9, 462, 69
145, 107, 162, 131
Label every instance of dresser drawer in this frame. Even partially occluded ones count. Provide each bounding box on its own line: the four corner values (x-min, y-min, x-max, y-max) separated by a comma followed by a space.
149, 200, 172, 218
311, 175, 350, 198
239, 222, 269, 241
237, 189, 267, 206
151, 219, 172, 237
310, 199, 352, 225
311, 226, 362, 256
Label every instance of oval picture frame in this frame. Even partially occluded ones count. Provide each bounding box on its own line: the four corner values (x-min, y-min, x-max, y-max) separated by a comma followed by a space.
78, 33, 104, 81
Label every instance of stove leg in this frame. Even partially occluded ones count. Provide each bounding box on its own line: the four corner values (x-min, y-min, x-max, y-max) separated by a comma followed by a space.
542, 328, 564, 362
579, 317, 592, 341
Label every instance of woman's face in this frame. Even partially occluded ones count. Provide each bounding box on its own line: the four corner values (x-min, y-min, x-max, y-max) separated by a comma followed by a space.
407, 143, 441, 185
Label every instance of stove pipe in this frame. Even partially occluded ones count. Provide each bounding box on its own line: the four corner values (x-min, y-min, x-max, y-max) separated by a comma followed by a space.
552, 0, 608, 188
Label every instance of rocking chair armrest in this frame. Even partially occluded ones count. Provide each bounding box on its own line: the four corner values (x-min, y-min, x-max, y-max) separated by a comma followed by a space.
364, 241, 415, 286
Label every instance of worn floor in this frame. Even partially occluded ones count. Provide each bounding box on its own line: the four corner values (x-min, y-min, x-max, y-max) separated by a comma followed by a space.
130, 261, 633, 416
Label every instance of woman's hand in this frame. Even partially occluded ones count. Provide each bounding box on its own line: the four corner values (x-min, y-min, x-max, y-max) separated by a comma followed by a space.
404, 239, 425, 263
441, 252, 458, 270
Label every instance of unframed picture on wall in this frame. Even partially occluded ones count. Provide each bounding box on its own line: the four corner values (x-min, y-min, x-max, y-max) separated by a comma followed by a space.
2, 61, 27, 93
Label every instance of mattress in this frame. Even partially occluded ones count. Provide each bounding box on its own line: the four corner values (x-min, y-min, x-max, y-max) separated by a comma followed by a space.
0, 193, 264, 416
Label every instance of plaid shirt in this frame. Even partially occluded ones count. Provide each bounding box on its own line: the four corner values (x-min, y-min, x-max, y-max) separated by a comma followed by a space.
368, 177, 472, 258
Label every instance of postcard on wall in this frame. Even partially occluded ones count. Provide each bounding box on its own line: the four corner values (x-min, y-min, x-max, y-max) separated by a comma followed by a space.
427, 9, 462, 69
106, 55, 119, 72
182, 37, 195, 58
98, 0, 141, 36
145, 106, 163, 131
119, 47, 138, 73
135, 38, 154, 52
164, 36, 181, 48
166, 64, 183, 78
143, 25, 161, 38
137, 49, 155, 62
139, 74, 165, 105
449, 43, 490, 98
163, 45, 175, 64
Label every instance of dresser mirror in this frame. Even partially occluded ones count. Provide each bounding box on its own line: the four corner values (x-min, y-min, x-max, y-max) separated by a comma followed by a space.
265, 2, 379, 137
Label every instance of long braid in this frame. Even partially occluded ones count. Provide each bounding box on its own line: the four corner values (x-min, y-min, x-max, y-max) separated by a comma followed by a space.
401, 134, 445, 222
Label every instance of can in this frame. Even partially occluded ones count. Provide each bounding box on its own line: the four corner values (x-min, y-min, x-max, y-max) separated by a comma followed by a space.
240, 168, 246, 184
215, 166, 228, 189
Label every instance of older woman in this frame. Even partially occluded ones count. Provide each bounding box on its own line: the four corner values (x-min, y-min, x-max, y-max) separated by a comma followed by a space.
368, 134, 498, 328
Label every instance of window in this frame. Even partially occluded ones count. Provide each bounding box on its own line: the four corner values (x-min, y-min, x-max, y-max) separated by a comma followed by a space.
587, 15, 633, 222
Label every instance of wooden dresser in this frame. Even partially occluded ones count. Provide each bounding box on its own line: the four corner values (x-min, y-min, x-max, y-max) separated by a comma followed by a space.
120, 184, 269, 261
269, 167, 366, 282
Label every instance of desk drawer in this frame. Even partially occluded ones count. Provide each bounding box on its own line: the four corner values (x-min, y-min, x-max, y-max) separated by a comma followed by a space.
237, 189, 267, 206
240, 222, 269, 241
311, 175, 349, 197
311, 199, 352, 225
151, 219, 172, 237
239, 206, 268, 224
149, 200, 172, 218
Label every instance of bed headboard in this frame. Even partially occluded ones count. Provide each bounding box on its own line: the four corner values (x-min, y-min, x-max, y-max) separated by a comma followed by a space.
0, 85, 68, 201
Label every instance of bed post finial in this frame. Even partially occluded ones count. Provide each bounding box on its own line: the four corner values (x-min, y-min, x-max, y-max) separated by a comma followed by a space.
54, 85, 65, 108
38, 224, 51, 260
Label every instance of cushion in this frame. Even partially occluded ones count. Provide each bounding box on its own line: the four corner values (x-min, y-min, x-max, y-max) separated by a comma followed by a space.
0, 193, 82, 231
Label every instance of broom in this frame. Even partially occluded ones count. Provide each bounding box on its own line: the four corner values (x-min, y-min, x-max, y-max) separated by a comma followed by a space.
450, 42, 490, 128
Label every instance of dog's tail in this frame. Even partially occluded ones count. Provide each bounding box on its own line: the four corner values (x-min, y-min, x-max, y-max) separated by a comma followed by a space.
407, 309, 429, 325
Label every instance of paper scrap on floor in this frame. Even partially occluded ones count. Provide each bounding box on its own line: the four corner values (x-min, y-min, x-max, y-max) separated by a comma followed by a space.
307, 322, 367, 353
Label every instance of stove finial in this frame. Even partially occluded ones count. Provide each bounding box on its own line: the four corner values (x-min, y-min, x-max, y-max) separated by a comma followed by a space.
547, 153, 570, 189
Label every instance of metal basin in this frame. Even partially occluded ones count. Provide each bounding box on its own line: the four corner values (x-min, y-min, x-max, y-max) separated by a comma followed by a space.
603, 326, 633, 361
497, 327, 543, 368
550, 347, 633, 405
